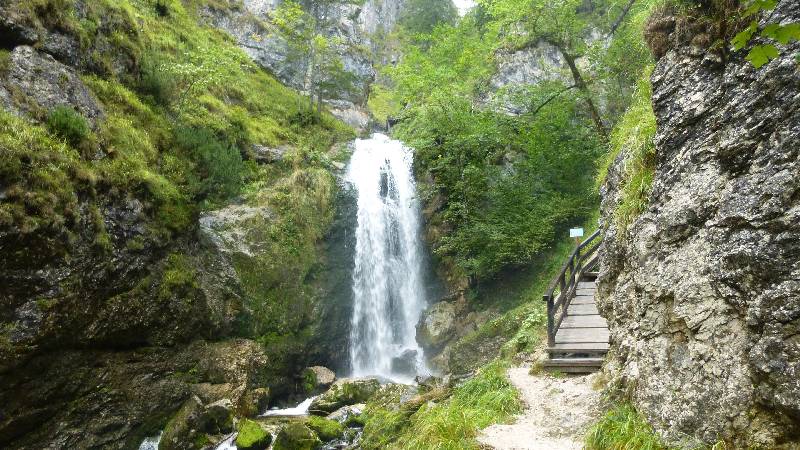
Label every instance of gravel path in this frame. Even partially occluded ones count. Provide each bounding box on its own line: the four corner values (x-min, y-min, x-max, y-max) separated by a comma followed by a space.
477, 367, 602, 450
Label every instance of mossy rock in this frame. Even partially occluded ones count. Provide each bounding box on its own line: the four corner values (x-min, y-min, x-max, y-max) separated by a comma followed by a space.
273, 422, 321, 450
306, 416, 344, 442
309, 377, 380, 415
235, 419, 272, 450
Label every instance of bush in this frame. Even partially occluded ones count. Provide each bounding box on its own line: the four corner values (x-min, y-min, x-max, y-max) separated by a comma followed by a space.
138, 52, 177, 106
46, 106, 89, 148
174, 126, 244, 202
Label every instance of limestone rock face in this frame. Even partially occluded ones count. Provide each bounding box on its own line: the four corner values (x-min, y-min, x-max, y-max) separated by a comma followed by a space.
202, 0, 406, 129
305, 365, 337, 390
0, 46, 105, 125
597, 2, 800, 447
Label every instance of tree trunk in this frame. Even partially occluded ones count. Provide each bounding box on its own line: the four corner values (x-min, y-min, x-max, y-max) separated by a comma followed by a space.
559, 48, 609, 141
609, 0, 636, 36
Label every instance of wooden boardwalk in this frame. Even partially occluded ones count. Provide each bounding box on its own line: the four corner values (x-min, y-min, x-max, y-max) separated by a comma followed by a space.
542, 231, 609, 373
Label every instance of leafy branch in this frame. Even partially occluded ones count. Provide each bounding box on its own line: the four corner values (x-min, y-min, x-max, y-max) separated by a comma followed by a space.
731, 0, 800, 68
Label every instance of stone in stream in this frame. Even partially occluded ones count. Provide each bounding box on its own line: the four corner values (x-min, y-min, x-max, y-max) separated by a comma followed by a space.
326, 403, 366, 423
272, 422, 321, 450
309, 377, 381, 415
159, 395, 234, 450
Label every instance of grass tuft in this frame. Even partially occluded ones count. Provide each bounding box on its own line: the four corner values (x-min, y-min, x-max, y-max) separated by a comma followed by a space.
585, 404, 666, 450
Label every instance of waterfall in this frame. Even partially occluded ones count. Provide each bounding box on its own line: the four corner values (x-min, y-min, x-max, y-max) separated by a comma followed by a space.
347, 133, 428, 381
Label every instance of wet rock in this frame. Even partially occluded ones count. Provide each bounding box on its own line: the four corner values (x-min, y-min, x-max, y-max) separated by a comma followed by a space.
0, 45, 104, 125
597, 2, 800, 447
416, 301, 457, 350
272, 422, 321, 450
390, 349, 418, 377
309, 377, 381, 415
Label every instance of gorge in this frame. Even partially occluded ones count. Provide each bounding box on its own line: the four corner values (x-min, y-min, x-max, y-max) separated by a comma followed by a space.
1, 0, 799, 449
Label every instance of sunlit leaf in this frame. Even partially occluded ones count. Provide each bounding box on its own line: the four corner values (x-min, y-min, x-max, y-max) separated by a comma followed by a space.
731, 21, 758, 50
746, 44, 779, 68
743, 0, 778, 17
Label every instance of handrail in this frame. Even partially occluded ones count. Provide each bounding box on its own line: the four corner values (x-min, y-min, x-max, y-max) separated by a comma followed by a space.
543, 229, 602, 347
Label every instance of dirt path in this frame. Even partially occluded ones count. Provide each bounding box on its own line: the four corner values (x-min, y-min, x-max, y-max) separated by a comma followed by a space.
477, 367, 602, 450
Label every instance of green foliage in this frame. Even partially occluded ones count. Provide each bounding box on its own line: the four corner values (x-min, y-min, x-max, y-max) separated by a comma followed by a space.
361, 360, 520, 449
730, 0, 800, 67
174, 126, 244, 202
46, 106, 90, 148
306, 416, 345, 441
367, 84, 400, 124
399, 0, 458, 34
585, 404, 666, 450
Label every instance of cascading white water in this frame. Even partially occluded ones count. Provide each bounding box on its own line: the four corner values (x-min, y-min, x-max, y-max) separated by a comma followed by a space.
347, 133, 428, 381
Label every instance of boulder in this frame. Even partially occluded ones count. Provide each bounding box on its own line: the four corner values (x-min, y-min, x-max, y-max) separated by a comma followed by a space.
309, 377, 381, 415
303, 366, 336, 393
251, 144, 289, 164
416, 301, 457, 350
272, 422, 321, 450
306, 415, 345, 442
159, 396, 205, 450
390, 349, 418, 377
197, 399, 234, 435
235, 419, 272, 450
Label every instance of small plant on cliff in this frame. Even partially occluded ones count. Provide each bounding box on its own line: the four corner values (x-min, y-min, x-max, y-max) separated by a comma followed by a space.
46, 106, 90, 148
731, 0, 800, 68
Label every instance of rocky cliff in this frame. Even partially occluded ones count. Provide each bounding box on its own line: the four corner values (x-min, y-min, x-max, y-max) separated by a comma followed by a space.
597, 1, 800, 447
204, 0, 406, 130
0, 1, 353, 448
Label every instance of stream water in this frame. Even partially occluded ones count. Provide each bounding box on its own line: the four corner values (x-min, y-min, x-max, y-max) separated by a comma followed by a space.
346, 134, 428, 382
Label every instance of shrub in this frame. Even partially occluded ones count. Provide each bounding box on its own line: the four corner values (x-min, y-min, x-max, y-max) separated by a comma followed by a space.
46, 106, 89, 148
174, 126, 244, 202
138, 51, 177, 106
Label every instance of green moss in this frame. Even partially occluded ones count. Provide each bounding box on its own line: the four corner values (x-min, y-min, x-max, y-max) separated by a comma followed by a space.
307, 416, 345, 442
159, 253, 198, 300
235, 419, 272, 450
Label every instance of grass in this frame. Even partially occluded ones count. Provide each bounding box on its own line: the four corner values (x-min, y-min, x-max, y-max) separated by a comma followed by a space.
361, 360, 521, 450
585, 404, 666, 450
595, 68, 657, 232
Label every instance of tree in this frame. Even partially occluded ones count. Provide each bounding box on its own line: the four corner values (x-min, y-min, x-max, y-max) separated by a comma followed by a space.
271, 0, 357, 119
400, 0, 459, 35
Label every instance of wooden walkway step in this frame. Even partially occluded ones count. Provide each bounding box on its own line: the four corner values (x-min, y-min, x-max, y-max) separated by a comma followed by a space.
541, 357, 604, 373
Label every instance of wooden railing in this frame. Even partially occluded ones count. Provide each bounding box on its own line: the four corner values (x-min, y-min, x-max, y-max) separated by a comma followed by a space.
543, 229, 602, 347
